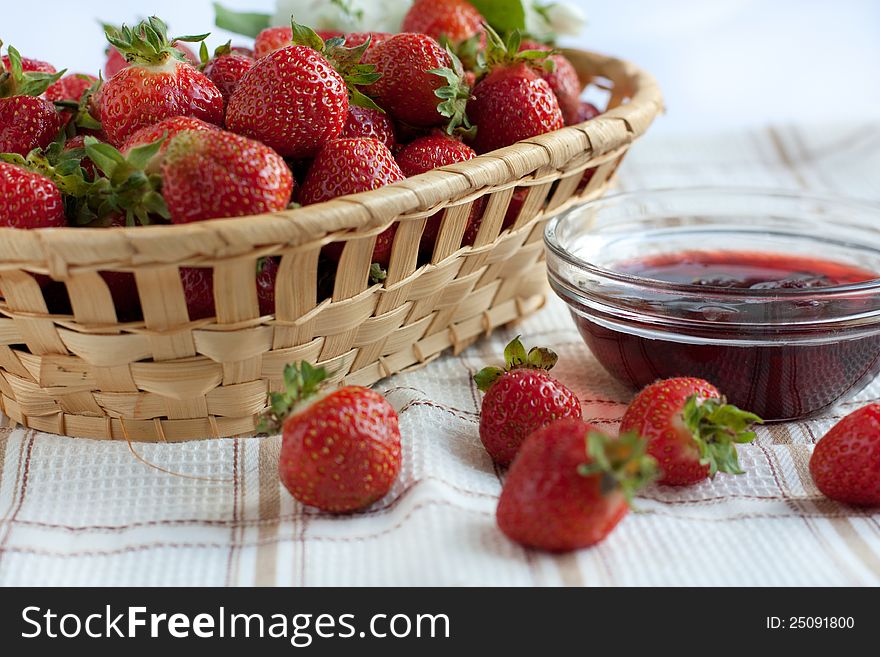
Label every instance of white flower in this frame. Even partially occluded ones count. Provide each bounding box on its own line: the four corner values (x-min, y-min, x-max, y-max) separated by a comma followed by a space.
525, 2, 588, 39
272, 0, 411, 34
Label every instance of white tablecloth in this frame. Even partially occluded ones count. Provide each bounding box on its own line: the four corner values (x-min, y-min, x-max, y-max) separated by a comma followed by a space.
1, 123, 879, 586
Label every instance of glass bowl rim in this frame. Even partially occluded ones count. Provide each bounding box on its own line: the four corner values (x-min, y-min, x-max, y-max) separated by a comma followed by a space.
544, 186, 880, 298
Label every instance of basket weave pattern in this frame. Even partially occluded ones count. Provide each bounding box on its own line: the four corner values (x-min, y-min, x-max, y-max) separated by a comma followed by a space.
0, 50, 662, 441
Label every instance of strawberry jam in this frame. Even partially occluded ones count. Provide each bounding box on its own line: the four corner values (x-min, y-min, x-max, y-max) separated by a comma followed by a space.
571, 251, 880, 420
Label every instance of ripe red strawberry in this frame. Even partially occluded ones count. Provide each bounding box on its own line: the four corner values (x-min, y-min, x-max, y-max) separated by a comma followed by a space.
402, 0, 484, 44
341, 105, 396, 150
620, 377, 762, 486
180, 257, 278, 320
300, 138, 405, 267
468, 29, 564, 153
254, 26, 292, 58
497, 419, 656, 551
201, 43, 254, 109
809, 404, 880, 506
395, 134, 482, 255
362, 32, 472, 130
121, 115, 219, 172
474, 336, 582, 465
572, 100, 601, 125
0, 162, 66, 228
161, 129, 293, 224
227, 23, 378, 159
260, 362, 401, 513
99, 17, 223, 147
0, 54, 55, 74
0, 45, 64, 155
520, 40, 583, 125
0, 96, 62, 156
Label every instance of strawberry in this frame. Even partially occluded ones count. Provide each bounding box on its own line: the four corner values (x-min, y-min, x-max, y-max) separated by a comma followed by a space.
0, 162, 66, 228
44, 73, 98, 128
395, 133, 483, 255
572, 100, 601, 125
0, 54, 55, 74
468, 29, 564, 153
340, 105, 396, 150
809, 404, 880, 506
180, 257, 278, 321
362, 32, 472, 131
474, 336, 582, 465
99, 17, 223, 147
520, 40, 583, 126
227, 22, 380, 159
200, 42, 254, 109
0, 96, 62, 156
0, 44, 64, 156
121, 116, 219, 172
161, 129, 293, 224
619, 377, 762, 486
300, 138, 405, 268
254, 26, 293, 59
497, 419, 656, 551
402, 0, 484, 45
260, 362, 402, 513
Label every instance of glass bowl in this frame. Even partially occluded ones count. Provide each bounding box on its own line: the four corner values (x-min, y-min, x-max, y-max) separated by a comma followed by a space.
544, 188, 880, 421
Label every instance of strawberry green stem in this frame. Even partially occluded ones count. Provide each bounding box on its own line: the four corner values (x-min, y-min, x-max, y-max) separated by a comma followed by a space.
257, 362, 330, 433
578, 431, 657, 503
474, 335, 558, 392
681, 395, 763, 476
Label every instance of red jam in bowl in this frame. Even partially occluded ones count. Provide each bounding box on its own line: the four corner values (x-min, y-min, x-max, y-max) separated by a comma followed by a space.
572, 250, 880, 420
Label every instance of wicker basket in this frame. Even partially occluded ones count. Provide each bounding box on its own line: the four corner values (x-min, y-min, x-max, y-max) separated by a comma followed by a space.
0, 48, 662, 441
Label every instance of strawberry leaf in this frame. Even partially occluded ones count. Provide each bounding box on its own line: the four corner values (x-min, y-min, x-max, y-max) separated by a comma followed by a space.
290, 18, 326, 52
429, 47, 474, 136
0, 43, 65, 98
504, 336, 529, 368
257, 362, 331, 434
579, 430, 657, 504
681, 395, 763, 477
473, 366, 505, 392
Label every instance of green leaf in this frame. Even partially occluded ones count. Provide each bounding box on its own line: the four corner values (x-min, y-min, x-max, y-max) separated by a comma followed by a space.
349, 86, 383, 112
526, 346, 558, 370
682, 395, 762, 478
369, 262, 387, 282
503, 336, 528, 368
213, 3, 271, 38
469, 0, 527, 34
257, 362, 331, 434
290, 18, 325, 51
473, 366, 505, 392
125, 136, 165, 171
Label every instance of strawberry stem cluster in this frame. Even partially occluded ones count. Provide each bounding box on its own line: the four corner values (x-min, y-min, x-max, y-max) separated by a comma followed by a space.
579, 431, 657, 503
681, 395, 762, 476
258, 362, 330, 434
104, 16, 208, 66
474, 335, 558, 391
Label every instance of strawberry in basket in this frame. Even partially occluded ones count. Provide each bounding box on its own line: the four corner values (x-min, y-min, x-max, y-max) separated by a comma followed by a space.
260, 362, 402, 513
402, 0, 484, 46
226, 21, 382, 159
467, 28, 564, 154
99, 17, 223, 147
0, 44, 64, 157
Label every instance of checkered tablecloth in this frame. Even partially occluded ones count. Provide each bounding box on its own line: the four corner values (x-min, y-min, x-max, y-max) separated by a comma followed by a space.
1, 123, 879, 586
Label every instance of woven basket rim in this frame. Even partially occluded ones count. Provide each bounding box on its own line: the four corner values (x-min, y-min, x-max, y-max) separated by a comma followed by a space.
0, 48, 663, 275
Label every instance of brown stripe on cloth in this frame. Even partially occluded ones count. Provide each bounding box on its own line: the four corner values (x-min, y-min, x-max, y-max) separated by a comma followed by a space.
254, 435, 281, 586
0, 431, 35, 569
787, 442, 880, 580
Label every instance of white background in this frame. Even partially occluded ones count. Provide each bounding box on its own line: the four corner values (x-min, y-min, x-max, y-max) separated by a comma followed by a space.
4, 0, 879, 134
